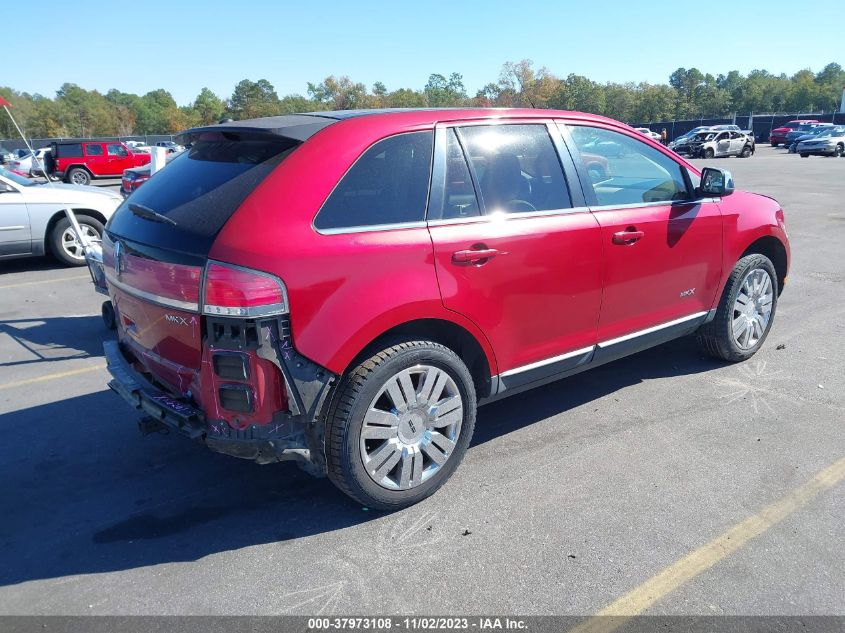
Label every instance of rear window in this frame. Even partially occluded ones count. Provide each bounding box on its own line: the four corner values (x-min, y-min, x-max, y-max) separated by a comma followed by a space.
56, 143, 83, 157
107, 136, 299, 255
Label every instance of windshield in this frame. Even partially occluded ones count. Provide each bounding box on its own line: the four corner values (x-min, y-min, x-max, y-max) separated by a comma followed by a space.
814, 128, 844, 138
0, 167, 36, 187
107, 136, 300, 255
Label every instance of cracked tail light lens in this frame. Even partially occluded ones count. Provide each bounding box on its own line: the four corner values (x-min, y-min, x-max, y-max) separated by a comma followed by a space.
202, 261, 288, 317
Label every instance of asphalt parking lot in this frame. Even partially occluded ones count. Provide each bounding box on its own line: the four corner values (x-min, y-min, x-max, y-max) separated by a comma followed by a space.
0, 145, 843, 617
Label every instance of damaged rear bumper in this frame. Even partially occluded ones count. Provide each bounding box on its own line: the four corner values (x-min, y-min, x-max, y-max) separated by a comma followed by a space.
104, 338, 336, 472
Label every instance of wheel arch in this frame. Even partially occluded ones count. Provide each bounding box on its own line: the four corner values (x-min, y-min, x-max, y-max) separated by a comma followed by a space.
64, 164, 94, 181
343, 318, 496, 400
741, 235, 788, 295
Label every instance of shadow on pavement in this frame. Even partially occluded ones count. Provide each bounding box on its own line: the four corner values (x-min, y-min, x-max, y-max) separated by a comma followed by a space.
0, 257, 69, 274
0, 315, 107, 366
0, 336, 723, 588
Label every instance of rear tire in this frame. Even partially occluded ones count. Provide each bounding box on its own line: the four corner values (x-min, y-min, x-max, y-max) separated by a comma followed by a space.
67, 167, 91, 186
800, 153, 809, 158
697, 254, 778, 362
49, 215, 103, 266
325, 341, 476, 510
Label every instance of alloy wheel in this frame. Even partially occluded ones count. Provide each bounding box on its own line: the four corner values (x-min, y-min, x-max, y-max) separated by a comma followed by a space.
732, 268, 774, 350
71, 171, 89, 185
61, 224, 99, 261
359, 364, 463, 490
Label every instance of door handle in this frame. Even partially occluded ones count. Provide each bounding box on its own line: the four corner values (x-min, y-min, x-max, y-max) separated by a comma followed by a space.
612, 229, 644, 245
452, 248, 499, 264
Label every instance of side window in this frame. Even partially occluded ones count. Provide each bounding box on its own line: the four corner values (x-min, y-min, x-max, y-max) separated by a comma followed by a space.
458, 124, 571, 214
439, 129, 480, 220
314, 131, 433, 231
567, 125, 690, 206
107, 143, 128, 157
85, 143, 103, 156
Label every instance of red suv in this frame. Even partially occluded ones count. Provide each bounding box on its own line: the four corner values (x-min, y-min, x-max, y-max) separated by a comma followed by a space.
49, 140, 151, 185
769, 119, 819, 146
102, 109, 790, 509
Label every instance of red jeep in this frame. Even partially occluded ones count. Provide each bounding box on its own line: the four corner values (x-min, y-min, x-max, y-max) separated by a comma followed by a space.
102, 109, 790, 509
49, 140, 150, 185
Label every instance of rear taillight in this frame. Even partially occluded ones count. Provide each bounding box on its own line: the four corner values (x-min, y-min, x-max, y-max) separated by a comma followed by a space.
202, 261, 288, 318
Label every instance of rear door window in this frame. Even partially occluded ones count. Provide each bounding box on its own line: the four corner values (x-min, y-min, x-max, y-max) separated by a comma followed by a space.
457, 124, 572, 214
85, 143, 103, 156
57, 143, 83, 157
107, 136, 300, 255
314, 131, 433, 231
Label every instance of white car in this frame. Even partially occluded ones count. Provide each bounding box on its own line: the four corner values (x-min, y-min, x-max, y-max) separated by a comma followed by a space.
0, 166, 123, 266
634, 127, 663, 142
8, 147, 51, 176
124, 140, 151, 153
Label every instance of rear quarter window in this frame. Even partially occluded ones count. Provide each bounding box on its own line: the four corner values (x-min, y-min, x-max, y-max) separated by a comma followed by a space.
56, 143, 83, 158
314, 131, 434, 232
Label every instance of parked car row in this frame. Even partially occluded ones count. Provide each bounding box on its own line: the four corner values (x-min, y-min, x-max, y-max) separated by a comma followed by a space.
769, 119, 819, 146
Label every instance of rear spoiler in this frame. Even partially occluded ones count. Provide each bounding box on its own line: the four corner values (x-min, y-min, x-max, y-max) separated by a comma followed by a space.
176, 114, 337, 146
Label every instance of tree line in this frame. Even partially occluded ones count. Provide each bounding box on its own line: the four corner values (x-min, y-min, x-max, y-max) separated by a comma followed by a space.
1, 60, 843, 139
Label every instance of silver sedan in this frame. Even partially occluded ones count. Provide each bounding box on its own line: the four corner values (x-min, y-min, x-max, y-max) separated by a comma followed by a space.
0, 167, 122, 266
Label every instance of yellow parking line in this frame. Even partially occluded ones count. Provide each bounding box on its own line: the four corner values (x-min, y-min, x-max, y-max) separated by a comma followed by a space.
0, 275, 89, 290
571, 456, 845, 633
0, 363, 106, 391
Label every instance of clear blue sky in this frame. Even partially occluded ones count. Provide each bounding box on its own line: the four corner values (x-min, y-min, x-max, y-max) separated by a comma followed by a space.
4, 0, 842, 105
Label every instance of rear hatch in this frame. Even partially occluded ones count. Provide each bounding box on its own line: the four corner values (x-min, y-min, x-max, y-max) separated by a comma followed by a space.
103, 129, 306, 395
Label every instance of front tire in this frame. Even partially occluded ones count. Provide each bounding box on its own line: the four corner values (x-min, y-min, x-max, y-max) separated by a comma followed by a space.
740, 145, 752, 158
326, 341, 476, 510
49, 215, 103, 266
834, 144, 843, 158
703, 148, 715, 159
697, 254, 778, 362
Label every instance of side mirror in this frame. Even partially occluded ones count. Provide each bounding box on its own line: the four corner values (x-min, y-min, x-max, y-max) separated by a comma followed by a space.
700, 167, 735, 197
